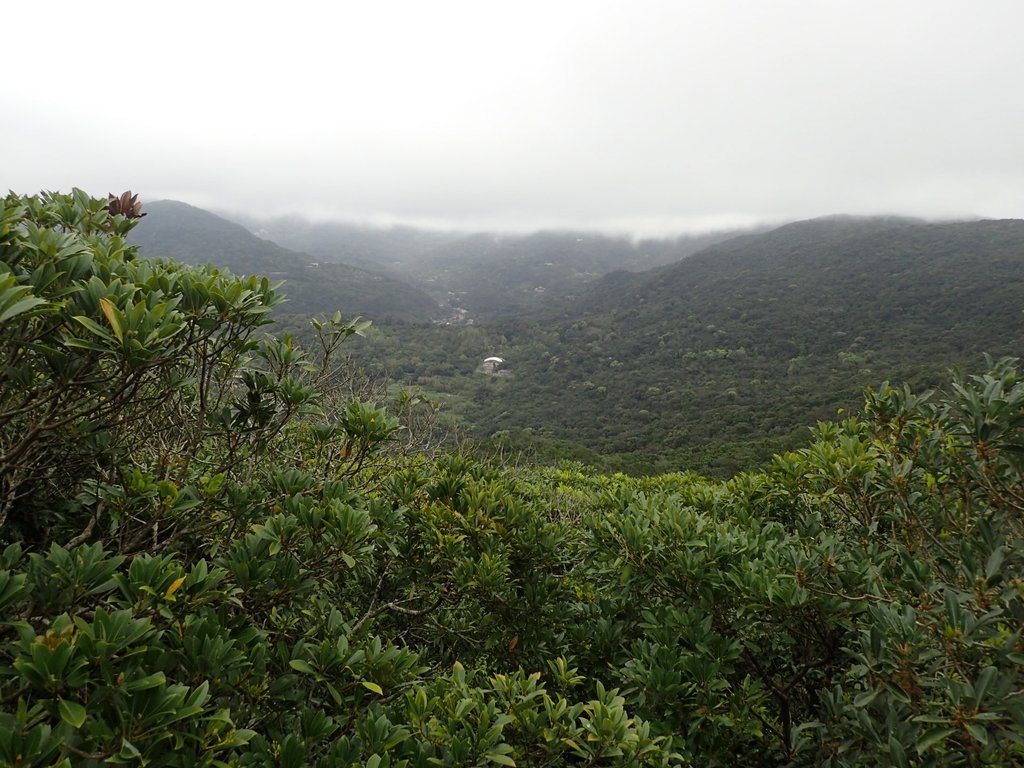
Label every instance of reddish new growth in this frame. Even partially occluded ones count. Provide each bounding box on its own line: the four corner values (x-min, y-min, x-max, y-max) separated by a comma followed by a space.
105, 191, 146, 219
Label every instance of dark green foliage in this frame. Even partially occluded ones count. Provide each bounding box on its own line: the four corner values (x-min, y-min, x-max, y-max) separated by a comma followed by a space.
351, 216, 1024, 476
0, 189, 286, 541
492, 216, 1024, 475
2, 192, 1023, 766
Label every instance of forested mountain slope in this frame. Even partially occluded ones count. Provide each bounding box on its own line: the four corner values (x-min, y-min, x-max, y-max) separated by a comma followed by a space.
130, 201, 441, 321
436, 216, 1024, 474
235, 214, 754, 320
406, 229, 751, 319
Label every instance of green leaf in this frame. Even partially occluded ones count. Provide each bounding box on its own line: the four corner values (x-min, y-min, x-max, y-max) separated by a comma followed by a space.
966, 723, 989, 745
288, 659, 316, 674
854, 688, 880, 707
973, 666, 998, 704
361, 680, 383, 695
326, 682, 343, 705
126, 672, 166, 692
0, 296, 46, 323
62, 335, 112, 353
59, 698, 87, 729
888, 736, 909, 768
72, 314, 117, 343
485, 753, 516, 766
916, 727, 954, 753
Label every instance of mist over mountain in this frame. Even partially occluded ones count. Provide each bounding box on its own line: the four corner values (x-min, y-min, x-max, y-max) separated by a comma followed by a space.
229, 213, 760, 320
128, 201, 441, 321
221, 212, 462, 275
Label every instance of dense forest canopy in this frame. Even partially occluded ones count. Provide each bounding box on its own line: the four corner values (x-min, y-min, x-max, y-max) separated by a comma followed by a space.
340, 216, 1024, 476
0, 191, 1022, 767
137, 202, 1024, 478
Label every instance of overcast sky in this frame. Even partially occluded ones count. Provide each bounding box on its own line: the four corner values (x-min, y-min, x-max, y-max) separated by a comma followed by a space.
5, 1, 1023, 235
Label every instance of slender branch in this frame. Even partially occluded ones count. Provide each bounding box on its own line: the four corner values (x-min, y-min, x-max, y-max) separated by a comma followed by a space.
64, 501, 103, 547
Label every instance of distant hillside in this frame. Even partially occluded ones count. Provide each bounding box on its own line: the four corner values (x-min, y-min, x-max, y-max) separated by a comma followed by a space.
406, 229, 752, 319
360, 216, 1024, 475
231, 214, 755, 320
129, 201, 440, 321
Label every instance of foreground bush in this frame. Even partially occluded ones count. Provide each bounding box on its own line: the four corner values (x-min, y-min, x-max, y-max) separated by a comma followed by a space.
0, 191, 677, 766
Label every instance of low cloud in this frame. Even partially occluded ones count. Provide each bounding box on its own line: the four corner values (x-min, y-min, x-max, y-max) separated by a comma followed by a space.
4, 2, 1023, 235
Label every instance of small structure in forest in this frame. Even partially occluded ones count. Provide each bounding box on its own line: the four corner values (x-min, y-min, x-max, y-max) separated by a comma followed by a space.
481, 356, 505, 374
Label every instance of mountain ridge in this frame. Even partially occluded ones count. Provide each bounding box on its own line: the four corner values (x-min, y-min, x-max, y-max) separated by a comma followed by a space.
486, 215, 1024, 473
128, 200, 441, 321
228, 212, 763, 319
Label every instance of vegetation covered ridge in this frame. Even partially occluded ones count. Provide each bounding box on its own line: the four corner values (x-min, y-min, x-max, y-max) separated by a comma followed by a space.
0, 190, 1022, 766
359, 214, 1024, 476
127, 200, 441, 322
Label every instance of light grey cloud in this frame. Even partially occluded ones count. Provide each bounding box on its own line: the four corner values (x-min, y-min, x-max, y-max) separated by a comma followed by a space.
4, 1, 1023, 235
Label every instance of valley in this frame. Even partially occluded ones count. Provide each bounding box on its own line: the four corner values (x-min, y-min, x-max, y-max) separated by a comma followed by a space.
203, 209, 1024, 476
